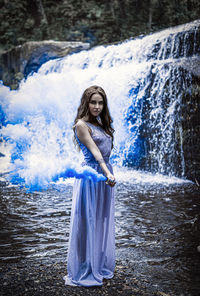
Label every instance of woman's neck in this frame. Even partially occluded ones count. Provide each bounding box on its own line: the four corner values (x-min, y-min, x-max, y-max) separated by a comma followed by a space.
82, 115, 101, 126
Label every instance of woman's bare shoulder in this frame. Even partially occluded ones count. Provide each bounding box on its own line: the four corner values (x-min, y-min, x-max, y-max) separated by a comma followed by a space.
76, 119, 85, 126
75, 119, 91, 133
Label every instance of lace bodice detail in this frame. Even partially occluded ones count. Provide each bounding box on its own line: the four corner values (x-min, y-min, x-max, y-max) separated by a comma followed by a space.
75, 122, 112, 164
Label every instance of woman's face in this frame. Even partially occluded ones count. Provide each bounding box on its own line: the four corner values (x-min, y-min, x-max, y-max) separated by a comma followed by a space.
88, 93, 104, 117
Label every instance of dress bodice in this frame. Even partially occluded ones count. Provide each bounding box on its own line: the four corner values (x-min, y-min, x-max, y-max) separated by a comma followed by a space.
75, 121, 112, 164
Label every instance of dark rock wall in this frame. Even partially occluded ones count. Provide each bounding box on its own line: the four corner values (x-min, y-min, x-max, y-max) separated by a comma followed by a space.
181, 77, 200, 182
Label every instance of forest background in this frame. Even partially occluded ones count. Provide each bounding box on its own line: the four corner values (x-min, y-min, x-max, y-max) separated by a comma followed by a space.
1, 0, 200, 52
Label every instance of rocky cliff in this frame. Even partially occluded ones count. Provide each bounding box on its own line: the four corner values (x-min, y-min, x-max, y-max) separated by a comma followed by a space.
0, 40, 90, 89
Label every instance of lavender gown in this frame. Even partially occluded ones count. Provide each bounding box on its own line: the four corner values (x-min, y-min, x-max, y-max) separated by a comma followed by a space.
63, 122, 115, 287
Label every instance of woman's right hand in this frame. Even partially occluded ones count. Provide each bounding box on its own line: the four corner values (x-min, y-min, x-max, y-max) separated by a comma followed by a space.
105, 173, 116, 187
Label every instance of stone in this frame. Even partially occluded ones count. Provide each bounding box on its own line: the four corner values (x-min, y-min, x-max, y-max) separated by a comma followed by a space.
0, 40, 90, 89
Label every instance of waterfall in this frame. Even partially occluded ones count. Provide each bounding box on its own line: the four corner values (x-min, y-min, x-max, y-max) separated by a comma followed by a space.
0, 20, 199, 189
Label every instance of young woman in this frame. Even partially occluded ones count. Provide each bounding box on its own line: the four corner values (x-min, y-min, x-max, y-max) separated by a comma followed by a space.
63, 85, 116, 287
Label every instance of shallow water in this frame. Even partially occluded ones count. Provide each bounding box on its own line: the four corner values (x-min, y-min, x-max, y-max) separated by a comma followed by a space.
0, 172, 200, 295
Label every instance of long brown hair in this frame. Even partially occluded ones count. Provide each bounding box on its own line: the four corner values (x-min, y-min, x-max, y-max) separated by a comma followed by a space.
73, 85, 115, 147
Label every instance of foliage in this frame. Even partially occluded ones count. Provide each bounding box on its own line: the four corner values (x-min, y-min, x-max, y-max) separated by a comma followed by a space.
0, 0, 200, 51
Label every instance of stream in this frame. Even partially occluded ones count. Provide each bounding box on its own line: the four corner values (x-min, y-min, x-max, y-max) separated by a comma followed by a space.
0, 170, 199, 295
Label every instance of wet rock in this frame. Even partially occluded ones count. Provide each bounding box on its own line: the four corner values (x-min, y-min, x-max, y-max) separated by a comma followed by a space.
0, 40, 90, 89
157, 292, 171, 296
0, 260, 159, 296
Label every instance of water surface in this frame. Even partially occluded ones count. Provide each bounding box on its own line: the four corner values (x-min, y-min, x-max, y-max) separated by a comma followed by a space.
0, 171, 199, 295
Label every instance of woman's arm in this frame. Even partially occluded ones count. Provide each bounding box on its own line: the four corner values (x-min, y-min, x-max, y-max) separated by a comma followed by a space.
76, 120, 115, 185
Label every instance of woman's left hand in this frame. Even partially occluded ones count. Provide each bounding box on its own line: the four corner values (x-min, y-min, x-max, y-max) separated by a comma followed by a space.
105, 173, 116, 187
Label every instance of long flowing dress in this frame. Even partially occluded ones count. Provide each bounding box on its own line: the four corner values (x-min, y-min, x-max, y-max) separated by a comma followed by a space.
63, 122, 115, 287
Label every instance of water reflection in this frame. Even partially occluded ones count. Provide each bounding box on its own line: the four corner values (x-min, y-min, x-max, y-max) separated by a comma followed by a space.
0, 177, 199, 295
115, 182, 200, 295
0, 185, 72, 261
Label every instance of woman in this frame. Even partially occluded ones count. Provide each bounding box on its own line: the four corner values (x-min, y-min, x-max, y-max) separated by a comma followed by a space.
63, 85, 116, 287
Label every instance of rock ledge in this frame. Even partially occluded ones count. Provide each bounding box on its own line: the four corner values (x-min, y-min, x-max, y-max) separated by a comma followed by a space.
0, 40, 90, 89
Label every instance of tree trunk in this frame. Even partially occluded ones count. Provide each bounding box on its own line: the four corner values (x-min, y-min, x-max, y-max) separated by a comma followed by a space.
187, 0, 192, 10
35, 0, 48, 25
148, 0, 153, 30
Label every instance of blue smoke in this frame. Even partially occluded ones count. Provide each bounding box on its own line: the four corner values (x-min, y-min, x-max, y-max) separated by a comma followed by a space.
7, 166, 107, 193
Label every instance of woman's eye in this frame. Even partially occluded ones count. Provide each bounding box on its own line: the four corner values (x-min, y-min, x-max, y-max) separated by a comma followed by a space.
90, 100, 103, 105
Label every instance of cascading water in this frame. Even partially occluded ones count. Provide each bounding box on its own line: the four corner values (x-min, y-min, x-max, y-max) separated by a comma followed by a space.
0, 20, 199, 190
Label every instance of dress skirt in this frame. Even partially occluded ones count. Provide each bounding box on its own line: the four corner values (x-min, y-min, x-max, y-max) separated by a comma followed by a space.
63, 163, 115, 287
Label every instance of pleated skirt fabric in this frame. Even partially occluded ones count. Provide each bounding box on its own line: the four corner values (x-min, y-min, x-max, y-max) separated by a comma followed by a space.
63, 163, 115, 287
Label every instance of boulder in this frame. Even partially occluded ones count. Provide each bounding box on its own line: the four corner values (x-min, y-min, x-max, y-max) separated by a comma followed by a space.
0, 40, 90, 89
